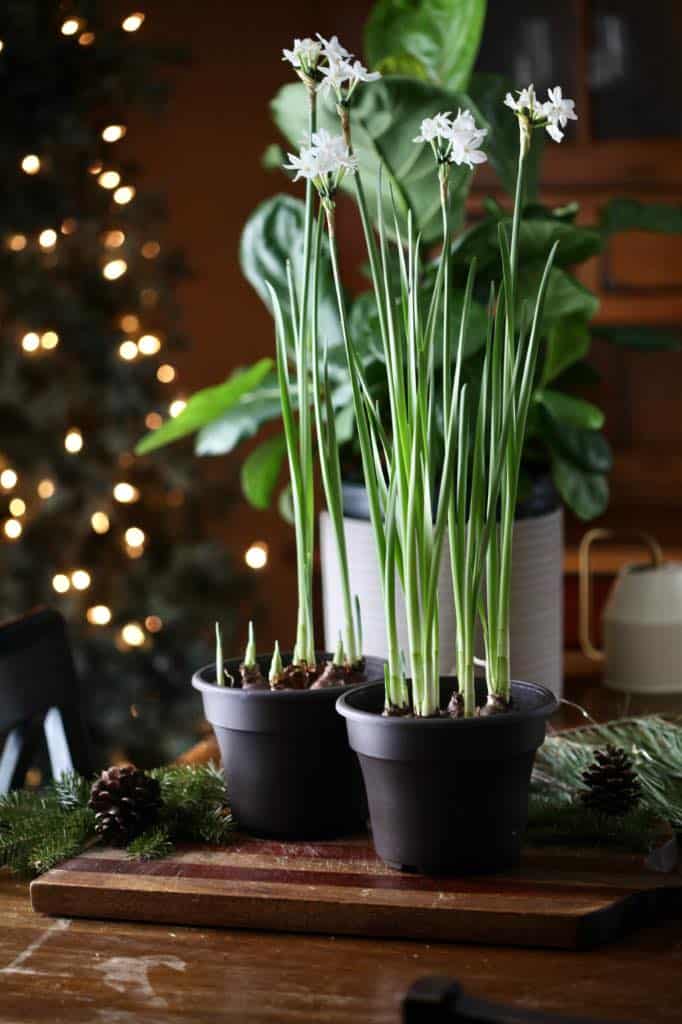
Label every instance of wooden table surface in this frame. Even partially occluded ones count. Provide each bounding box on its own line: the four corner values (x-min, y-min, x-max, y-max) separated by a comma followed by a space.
2, 868, 681, 1022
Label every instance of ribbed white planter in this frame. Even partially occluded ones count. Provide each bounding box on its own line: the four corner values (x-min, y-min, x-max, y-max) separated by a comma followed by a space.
320, 506, 564, 698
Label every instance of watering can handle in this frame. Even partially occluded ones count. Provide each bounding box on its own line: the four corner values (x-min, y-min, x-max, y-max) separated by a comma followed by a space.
578, 528, 664, 662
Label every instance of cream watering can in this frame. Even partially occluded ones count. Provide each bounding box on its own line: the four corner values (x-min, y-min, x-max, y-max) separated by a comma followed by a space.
579, 529, 682, 693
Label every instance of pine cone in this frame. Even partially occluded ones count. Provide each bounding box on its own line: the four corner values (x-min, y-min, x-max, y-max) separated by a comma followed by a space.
89, 765, 163, 845
581, 744, 642, 817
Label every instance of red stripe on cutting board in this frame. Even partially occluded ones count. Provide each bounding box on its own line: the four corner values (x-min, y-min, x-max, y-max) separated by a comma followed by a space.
59, 855, 629, 901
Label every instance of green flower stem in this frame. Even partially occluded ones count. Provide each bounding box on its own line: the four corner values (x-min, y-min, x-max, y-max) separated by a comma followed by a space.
287, 86, 318, 667
325, 205, 406, 709
310, 212, 359, 665
487, 119, 530, 701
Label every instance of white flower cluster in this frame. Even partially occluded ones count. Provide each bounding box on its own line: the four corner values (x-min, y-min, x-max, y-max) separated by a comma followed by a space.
414, 109, 488, 169
282, 33, 380, 98
284, 129, 358, 190
504, 84, 577, 143
282, 37, 322, 73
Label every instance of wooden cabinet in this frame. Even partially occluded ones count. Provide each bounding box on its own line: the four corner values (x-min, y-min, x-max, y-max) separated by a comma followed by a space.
474, 1, 682, 541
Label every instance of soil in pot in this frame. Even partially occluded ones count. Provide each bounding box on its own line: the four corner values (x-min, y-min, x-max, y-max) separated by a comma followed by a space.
337, 678, 558, 875
193, 653, 385, 840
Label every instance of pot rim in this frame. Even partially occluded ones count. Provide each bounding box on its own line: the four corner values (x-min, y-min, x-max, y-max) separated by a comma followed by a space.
336, 678, 559, 727
193, 655, 385, 702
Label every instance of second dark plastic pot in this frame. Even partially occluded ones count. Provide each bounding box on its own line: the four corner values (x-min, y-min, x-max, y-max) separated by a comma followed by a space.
192, 654, 385, 839
337, 678, 558, 874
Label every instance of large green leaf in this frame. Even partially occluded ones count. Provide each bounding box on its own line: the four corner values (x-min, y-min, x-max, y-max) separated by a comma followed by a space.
551, 455, 609, 521
272, 78, 472, 244
364, 0, 487, 92
601, 199, 682, 235
240, 194, 341, 347
466, 73, 545, 199
240, 435, 287, 509
135, 359, 273, 455
541, 413, 613, 474
541, 315, 590, 386
593, 325, 681, 352
535, 389, 605, 431
453, 215, 603, 270
195, 373, 281, 456
518, 267, 600, 328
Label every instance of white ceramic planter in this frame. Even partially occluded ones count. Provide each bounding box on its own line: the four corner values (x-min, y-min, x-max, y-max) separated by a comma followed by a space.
320, 506, 564, 698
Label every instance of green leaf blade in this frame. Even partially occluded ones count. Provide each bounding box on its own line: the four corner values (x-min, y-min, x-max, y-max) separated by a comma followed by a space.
135, 359, 274, 455
536, 389, 605, 431
240, 434, 287, 510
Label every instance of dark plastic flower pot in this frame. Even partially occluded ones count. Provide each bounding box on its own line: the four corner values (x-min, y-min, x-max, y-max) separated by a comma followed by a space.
192, 654, 385, 839
336, 678, 558, 875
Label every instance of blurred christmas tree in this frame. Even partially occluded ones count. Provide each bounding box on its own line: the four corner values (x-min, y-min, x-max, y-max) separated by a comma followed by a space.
0, 3, 239, 767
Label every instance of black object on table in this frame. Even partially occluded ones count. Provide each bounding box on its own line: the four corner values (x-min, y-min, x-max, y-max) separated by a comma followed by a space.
0, 607, 91, 792
403, 977, 632, 1024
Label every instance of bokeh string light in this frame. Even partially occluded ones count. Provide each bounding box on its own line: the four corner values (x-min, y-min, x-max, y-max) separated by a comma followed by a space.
113, 185, 135, 205
87, 605, 112, 626
91, 511, 111, 534
64, 428, 83, 453
0, 469, 18, 490
4, 518, 22, 540
122, 13, 145, 33
21, 154, 41, 175
102, 124, 127, 143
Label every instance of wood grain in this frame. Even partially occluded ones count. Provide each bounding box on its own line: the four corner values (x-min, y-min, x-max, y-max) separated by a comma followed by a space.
29, 835, 681, 952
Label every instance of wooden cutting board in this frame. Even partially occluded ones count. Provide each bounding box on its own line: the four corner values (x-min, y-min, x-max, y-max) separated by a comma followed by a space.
30, 835, 681, 950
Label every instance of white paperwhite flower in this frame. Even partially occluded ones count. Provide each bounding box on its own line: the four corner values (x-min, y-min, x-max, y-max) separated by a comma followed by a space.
319, 56, 381, 96
449, 127, 488, 168
414, 112, 453, 144
542, 85, 577, 142
544, 86, 577, 127
283, 146, 320, 182
504, 84, 542, 119
414, 109, 487, 168
319, 57, 354, 94
317, 34, 351, 63
505, 83, 577, 144
283, 132, 357, 187
311, 129, 358, 175
282, 37, 322, 71
348, 59, 381, 84
450, 108, 477, 134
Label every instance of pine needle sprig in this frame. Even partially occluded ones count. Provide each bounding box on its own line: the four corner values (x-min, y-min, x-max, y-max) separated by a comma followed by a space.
126, 825, 175, 862
0, 790, 95, 877
28, 809, 95, 875
150, 762, 233, 843
53, 772, 93, 811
